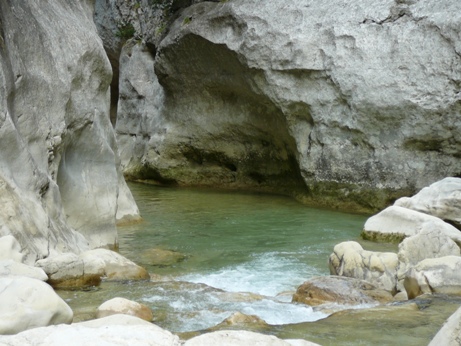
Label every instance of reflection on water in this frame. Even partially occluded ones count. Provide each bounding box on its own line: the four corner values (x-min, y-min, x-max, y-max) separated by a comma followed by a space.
57, 183, 457, 344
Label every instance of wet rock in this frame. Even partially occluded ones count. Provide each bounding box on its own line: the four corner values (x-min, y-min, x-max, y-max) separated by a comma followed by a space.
428, 305, 461, 346
361, 206, 461, 245
0, 259, 48, 281
404, 256, 461, 299
397, 228, 460, 286
292, 275, 393, 306
184, 330, 320, 346
329, 241, 398, 293
97, 297, 153, 321
0, 314, 181, 345
142, 248, 187, 266
36, 249, 149, 289
0, 277, 73, 335
213, 312, 269, 330
81, 249, 150, 281
395, 177, 461, 229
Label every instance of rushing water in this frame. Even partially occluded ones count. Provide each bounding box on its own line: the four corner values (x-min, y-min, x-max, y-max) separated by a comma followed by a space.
58, 182, 459, 345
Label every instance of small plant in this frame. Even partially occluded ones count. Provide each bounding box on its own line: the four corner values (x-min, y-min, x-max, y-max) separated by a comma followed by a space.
182, 16, 192, 25
116, 22, 136, 39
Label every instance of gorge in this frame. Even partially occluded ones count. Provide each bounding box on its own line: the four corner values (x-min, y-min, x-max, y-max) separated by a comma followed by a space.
0, 0, 461, 345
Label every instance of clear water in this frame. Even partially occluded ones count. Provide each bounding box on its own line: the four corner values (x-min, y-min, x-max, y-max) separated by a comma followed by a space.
58, 182, 458, 345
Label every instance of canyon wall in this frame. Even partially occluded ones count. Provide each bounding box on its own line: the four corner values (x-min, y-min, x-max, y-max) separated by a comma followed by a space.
105, 0, 461, 212
0, 0, 139, 263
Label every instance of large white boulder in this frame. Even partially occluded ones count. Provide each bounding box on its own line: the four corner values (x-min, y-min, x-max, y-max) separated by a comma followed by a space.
404, 256, 461, 299
397, 228, 460, 285
36, 249, 149, 288
184, 330, 320, 346
362, 206, 461, 245
0, 277, 73, 335
395, 177, 461, 228
0, 314, 181, 345
0, 260, 48, 281
329, 241, 398, 292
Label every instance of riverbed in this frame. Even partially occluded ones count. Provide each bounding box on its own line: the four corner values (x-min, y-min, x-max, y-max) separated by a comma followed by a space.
58, 182, 458, 345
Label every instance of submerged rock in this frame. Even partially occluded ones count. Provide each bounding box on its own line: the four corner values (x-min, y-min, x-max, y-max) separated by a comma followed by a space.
361, 206, 461, 245
395, 177, 461, 229
141, 248, 187, 267
97, 297, 153, 321
329, 241, 398, 293
0, 277, 73, 335
292, 275, 393, 306
212, 312, 269, 330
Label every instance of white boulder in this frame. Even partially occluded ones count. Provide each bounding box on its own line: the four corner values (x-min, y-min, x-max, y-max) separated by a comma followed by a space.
397, 228, 460, 285
0, 235, 24, 263
184, 330, 320, 346
0, 277, 73, 335
329, 241, 398, 293
0, 260, 48, 281
0, 314, 180, 345
395, 177, 461, 228
362, 206, 461, 245
404, 256, 461, 299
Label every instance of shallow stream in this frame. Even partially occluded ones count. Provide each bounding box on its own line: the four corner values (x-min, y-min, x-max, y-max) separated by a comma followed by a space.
58, 182, 460, 345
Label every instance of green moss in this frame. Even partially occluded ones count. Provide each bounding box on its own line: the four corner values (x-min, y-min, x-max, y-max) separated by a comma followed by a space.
116, 22, 136, 39
360, 230, 406, 244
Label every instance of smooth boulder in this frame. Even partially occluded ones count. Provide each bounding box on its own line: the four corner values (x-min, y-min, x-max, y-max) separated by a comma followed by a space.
0, 314, 180, 345
36, 249, 149, 288
97, 297, 153, 321
0, 277, 73, 335
362, 206, 461, 245
184, 330, 320, 346
0, 259, 48, 281
404, 256, 461, 299
395, 177, 461, 228
397, 228, 460, 285
292, 275, 393, 306
329, 241, 398, 293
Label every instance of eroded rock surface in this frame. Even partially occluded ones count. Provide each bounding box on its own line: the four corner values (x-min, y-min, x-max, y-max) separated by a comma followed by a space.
111, 0, 461, 211
404, 256, 461, 299
292, 275, 393, 306
329, 241, 398, 293
395, 177, 461, 229
0, 0, 139, 262
362, 206, 461, 244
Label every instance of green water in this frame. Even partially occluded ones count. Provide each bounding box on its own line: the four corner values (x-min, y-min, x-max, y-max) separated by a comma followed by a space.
58, 183, 458, 345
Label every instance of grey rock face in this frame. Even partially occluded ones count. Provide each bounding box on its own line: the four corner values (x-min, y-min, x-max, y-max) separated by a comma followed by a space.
114, 0, 461, 211
0, 1, 139, 261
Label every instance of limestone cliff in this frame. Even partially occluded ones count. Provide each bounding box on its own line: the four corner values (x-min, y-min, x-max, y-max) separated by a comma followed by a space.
106, 0, 461, 212
0, 0, 139, 262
